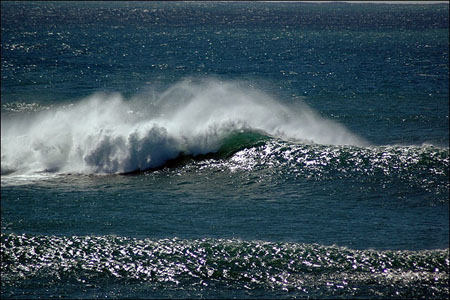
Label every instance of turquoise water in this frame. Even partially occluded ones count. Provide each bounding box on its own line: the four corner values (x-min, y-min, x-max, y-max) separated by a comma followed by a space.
1, 1, 449, 298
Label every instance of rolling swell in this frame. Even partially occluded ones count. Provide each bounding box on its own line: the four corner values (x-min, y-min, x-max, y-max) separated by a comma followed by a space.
1, 233, 448, 299
171, 140, 448, 205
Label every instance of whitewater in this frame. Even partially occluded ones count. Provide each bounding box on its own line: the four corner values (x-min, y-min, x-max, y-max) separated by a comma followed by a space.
1, 79, 367, 176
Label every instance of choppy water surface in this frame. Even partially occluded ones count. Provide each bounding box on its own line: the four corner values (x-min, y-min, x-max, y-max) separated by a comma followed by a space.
2, 234, 448, 299
1, 1, 449, 299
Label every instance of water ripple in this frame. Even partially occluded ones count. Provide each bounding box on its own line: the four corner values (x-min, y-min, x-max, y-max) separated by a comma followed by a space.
2, 233, 448, 298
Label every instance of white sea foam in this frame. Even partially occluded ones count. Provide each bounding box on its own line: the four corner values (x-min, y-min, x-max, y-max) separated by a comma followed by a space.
1, 78, 367, 175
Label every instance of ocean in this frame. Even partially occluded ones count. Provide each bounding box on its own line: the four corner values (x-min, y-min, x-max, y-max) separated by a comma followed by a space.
1, 1, 449, 298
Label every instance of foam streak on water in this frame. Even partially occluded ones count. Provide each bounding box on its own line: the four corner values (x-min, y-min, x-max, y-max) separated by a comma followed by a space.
1, 79, 366, 176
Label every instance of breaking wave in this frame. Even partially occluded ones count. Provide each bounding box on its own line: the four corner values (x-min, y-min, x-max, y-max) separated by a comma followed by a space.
1, 78, 367, 175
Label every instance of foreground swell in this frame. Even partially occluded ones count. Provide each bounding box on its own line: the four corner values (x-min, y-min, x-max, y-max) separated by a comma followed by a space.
1, 233, 448, 299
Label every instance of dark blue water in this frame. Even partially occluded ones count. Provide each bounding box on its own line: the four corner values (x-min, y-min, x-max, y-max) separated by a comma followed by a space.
1, 1, 449, 299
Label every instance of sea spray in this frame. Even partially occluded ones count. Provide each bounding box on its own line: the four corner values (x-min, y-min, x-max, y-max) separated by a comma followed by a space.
1, 78, 367, 175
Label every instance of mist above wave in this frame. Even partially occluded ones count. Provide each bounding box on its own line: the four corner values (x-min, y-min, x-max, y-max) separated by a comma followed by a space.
1, 78, 366, 175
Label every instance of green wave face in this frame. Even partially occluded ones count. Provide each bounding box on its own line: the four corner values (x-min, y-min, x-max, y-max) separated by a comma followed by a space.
2, 233, 448, 299
210, 130, 273, 159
